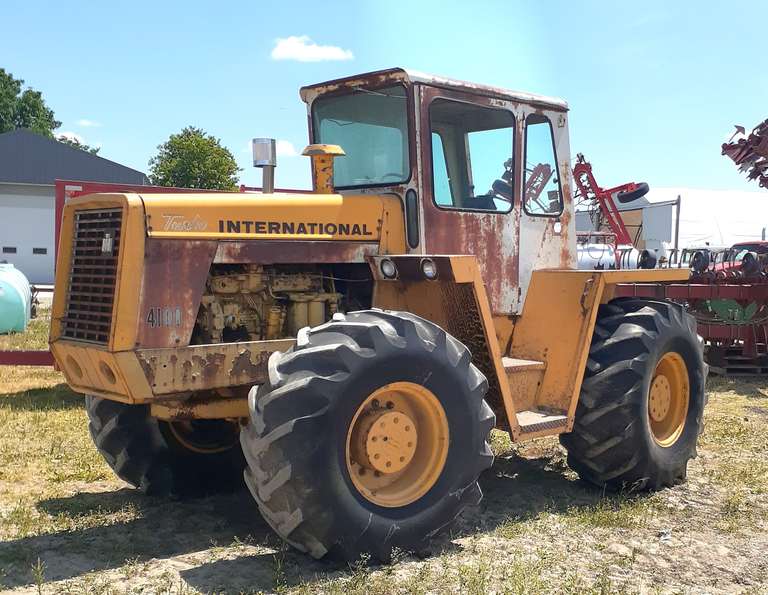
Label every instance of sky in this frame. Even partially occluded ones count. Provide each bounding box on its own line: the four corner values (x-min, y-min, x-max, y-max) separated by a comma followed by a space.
2, 0, 767, 192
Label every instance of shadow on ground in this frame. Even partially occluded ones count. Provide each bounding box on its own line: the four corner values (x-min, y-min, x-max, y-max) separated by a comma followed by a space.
707, 376, 768, 400
0, 452, 636, 592
0, 383, 82, 411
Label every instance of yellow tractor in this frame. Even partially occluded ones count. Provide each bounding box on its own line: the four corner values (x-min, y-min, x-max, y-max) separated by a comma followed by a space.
50, 68, 706, 562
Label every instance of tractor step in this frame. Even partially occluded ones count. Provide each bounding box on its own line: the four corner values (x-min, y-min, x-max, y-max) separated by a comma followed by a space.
516, 409, 568, 434
502, 357, 545, 373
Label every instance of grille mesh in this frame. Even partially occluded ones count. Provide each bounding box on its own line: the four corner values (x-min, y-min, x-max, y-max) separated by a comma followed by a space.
62, 209, 122, 343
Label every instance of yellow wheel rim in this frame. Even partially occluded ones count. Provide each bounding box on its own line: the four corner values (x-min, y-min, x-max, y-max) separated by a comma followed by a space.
346, 382, 449, 507
648, 352, 690, 447
166, 420, 240, 455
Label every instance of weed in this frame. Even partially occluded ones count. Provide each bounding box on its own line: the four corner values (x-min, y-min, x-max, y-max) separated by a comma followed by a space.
31, 557, 45, 595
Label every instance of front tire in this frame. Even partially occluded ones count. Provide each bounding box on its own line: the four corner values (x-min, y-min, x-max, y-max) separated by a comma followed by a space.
86, 396, 245, 498
560, 299, 707, 491
240, 309, 495, 562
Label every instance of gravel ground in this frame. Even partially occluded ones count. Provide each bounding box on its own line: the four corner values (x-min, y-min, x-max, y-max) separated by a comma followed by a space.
0, 343, 766, 593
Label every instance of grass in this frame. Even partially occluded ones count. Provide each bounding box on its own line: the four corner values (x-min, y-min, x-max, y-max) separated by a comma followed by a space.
0, 317, 767, 592
0, 303, 51, 351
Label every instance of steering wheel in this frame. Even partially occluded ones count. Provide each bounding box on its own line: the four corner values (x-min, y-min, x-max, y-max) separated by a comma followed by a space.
380, 172, 403, 181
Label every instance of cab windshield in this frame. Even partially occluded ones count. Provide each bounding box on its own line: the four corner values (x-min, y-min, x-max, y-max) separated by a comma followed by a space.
312, 85, 409, 188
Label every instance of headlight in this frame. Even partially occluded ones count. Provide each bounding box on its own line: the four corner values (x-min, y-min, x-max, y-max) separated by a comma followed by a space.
421, 258, 438, 280
380, 258, 397, 279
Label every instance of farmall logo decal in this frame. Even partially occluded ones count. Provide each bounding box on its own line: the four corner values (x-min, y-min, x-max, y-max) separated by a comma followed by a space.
162, 214, 208, 232
217, 219, 374, 237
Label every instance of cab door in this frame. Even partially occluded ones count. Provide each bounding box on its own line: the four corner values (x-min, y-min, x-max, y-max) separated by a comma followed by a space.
517, 109, 576, 302
416, 85, 522, 315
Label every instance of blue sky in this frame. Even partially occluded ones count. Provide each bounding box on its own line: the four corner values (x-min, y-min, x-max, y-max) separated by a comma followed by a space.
2, 0, 767, 192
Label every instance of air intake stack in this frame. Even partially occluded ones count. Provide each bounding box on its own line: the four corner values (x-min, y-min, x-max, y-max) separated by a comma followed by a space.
252, 138, 277, 193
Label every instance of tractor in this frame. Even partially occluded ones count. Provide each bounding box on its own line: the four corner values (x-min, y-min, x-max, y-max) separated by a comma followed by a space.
50, 68, 706, 562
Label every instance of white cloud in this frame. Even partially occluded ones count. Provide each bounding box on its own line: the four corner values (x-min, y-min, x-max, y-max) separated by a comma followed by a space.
276, 140, 299, 157
57, 131, 84, 143
76, 119, 101, 128
271, 35, 353, 62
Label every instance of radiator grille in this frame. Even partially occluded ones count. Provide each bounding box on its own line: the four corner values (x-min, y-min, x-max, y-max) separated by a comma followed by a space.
62, 209, 123, 344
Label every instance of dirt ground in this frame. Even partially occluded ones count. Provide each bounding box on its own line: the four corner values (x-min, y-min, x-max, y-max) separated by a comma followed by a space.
0, 350, 767, 592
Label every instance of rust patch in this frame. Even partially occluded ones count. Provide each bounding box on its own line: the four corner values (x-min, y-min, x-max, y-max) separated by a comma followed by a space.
230, 349, 270, 380
135, 339, 294, 396
559, 165, 575, 268
137, 355, 156, 387
137, 239, 218, 349
214, 240, 378, 264
182, 358, 193, 383
200, 353, 225, 382
419, 86, 520, 315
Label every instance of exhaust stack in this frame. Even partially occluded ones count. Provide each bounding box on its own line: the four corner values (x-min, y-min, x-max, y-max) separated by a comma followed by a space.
302, 144, 345, 193
252, 138, 277, 193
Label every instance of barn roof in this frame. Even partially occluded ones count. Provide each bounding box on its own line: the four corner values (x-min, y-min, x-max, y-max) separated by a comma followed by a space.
0, 129, 148, 186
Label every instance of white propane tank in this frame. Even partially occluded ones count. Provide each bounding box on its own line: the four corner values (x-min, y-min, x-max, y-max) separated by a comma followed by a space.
619, 248, 658, 269
0, 263, 32, 333
577, 243, 617, 270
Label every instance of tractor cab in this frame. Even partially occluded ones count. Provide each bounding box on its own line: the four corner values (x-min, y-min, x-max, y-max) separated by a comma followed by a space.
301, 68, 576, 314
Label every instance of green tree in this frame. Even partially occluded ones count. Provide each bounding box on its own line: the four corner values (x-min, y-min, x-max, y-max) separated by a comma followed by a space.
0, 68, 60, 136
57, 135, 100, 154
148, 126, 240, 190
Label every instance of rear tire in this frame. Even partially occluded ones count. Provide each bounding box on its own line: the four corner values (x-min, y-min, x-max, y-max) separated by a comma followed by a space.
240, 309, 495, 562
85, 396, 245, 498
560, 298, 707, 491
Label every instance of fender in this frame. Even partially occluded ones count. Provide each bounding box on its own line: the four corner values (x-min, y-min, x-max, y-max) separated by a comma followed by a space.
369, 255, 690, 440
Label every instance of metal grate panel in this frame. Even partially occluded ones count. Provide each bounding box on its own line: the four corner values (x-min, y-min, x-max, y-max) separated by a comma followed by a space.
62, 209, 122, 344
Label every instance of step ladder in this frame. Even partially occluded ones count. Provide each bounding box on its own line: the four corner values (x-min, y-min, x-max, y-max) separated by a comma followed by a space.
502, 357, 568, 435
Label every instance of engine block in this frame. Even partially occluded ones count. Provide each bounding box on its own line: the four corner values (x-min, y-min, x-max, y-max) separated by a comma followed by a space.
194, 265, 340, 344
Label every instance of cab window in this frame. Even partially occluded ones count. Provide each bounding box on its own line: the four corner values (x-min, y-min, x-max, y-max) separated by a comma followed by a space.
523, 114, 563, 216
313, 85, 409, 188
429, 99, 515, 213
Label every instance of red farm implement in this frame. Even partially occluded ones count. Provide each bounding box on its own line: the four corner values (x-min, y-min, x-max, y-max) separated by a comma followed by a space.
618, 243, 768, 375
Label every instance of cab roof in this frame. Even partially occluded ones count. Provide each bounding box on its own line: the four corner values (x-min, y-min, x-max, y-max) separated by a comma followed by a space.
299, 67, 568, 111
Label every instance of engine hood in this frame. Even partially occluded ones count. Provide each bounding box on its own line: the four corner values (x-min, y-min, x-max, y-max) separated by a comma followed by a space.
64, 191, 406, 251
138, 192, 401, 243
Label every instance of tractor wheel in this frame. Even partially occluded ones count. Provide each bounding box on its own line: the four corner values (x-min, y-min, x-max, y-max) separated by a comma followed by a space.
85, 396, 245, 497
560, 298, 707, 491
240, 309, 495, 562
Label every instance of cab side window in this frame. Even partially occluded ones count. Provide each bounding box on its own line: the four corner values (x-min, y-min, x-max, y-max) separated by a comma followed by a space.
523, 114, 563, 216
430, 99, 515, 213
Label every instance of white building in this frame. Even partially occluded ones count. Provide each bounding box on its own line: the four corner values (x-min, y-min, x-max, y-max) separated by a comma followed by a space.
0, 129, 148, 284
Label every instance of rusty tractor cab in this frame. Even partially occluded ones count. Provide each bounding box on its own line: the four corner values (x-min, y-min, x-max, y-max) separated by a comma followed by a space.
50, 68, 706, 562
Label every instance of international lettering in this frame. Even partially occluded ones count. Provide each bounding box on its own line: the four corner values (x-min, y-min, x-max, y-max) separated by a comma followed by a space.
216, 220, 374, 237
